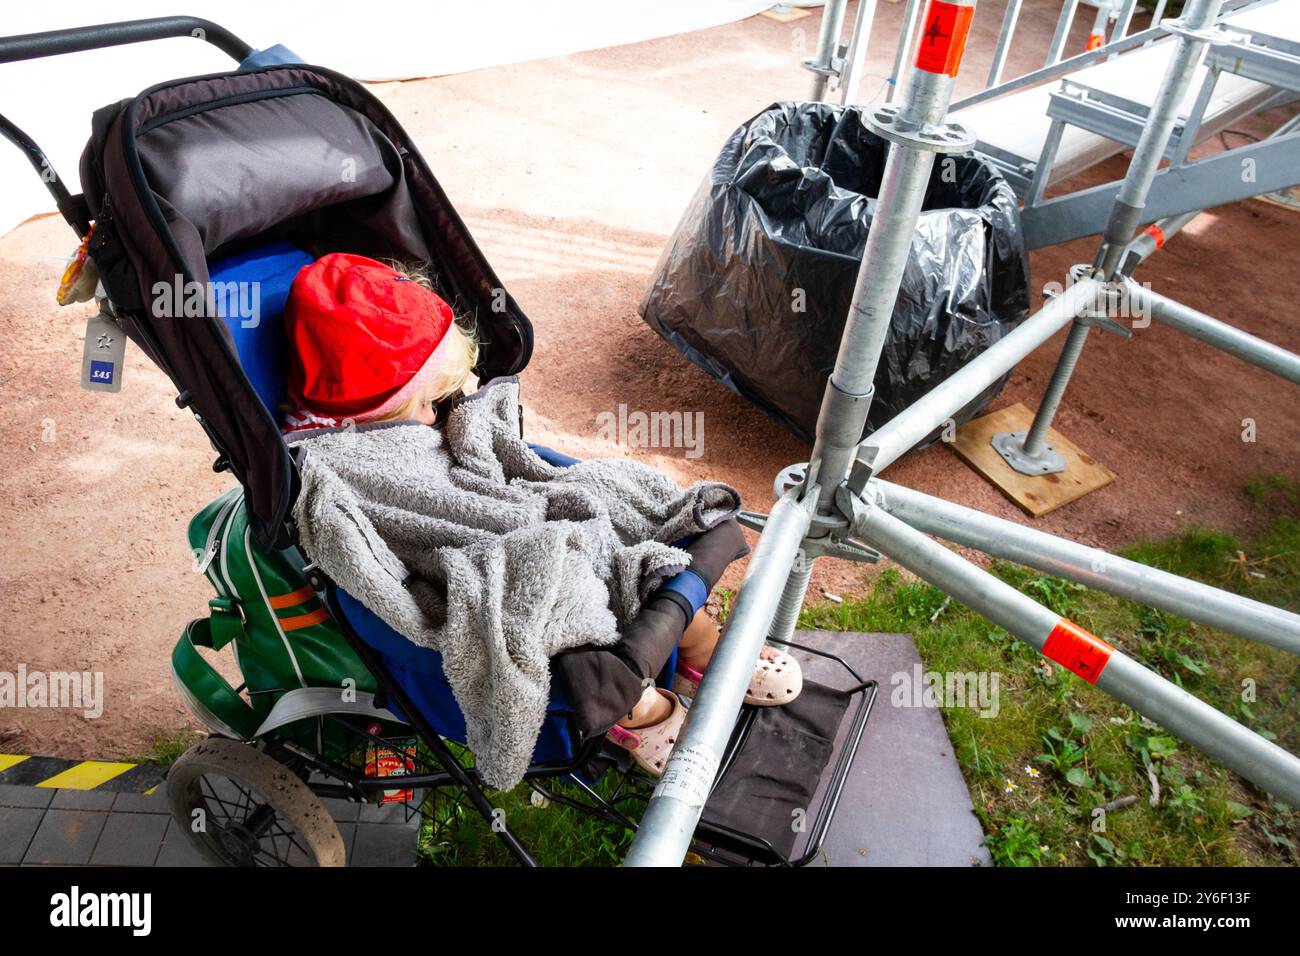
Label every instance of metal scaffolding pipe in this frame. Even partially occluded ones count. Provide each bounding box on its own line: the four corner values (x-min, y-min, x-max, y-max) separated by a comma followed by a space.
839, 0, 880, 105
624, 490, 814, 866
1019, 319, 1091, 461
886, 0, 925, 103
1112, 0, 1140, 42
1008, 0, 1225, 469
1127, 282, 1300, 385
857, 278, 1102, 476
852, 501, 1300, 807
808, 0, 972, 511
1046, 0, 1080, 66
1095, 0, 1225, 277
986, 0, 1024, 87
870, 478, 1300, 654
628, 0, 979, 867
811, 144, 938, 508
1119, 210, 1200, 275
807, 0, 851, 101
769, 552, 814, 644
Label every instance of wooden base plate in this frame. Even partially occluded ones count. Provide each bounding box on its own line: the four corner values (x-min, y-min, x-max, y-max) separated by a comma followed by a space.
759, 6, 811, 22
950, 403, 1115, 517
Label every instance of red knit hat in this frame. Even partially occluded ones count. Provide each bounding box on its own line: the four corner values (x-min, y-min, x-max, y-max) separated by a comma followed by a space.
283, 253, 456, 429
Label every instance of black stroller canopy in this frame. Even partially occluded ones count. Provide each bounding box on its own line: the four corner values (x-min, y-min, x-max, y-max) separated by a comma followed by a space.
78, 63, 534, 548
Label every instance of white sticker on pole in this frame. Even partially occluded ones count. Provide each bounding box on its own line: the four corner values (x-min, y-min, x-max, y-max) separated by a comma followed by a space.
654, 743, 721, 809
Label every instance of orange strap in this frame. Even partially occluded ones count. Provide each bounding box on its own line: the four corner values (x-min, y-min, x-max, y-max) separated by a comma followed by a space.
1042, 619, 1114, 684
279, 607, 330, 632
1144, 223, 1166, 249
268, 584, 315, 609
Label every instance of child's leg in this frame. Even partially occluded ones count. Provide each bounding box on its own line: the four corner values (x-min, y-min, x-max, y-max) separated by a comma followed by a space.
677, 609, 780, 670
617, 684, 673, 728
677, 609, 720, 668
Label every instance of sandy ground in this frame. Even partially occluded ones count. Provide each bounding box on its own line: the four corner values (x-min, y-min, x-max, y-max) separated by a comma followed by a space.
1, 3, 1297, 759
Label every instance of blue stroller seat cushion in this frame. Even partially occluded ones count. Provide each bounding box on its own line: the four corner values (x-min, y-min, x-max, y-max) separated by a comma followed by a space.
335, 587, 578, 764
208, 241, 314, 416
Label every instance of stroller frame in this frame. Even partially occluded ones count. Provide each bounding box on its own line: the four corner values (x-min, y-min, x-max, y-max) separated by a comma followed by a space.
1, 15, 878, 867
313, 580, 878, 867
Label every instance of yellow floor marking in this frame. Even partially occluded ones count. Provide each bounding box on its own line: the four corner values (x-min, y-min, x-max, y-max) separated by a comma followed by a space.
36, 760, 136, 790
0, 754, 30, 772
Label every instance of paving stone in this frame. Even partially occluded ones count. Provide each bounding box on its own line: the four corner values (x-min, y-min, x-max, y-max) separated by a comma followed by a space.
154, 839, 210, 867
0, 807, 46, 864
112, 789, 170, 814
357, 798, 420, 825
50, 788, 117, 811
106, 764, 167, 793
0, 784, 53, 809
89, 812, 169, 866
350, 821, 417, 867
24, 809, 107, 865
336, 821, 356, 861
319, 795, 360, 821
156, 818, 210, 867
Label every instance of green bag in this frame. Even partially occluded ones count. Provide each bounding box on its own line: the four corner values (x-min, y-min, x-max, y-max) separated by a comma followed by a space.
173, 489, 396, 760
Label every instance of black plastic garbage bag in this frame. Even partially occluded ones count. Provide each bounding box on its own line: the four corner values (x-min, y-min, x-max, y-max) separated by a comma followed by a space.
640, 101, 1031, 446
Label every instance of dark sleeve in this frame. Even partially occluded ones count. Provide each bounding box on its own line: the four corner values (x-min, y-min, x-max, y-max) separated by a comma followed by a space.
553, 518, 750, 738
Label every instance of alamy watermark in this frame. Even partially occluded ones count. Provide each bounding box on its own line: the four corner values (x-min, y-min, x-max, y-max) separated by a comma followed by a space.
50, 886, 150, 936
151, 274, 262, 328
890, 663, 1001, 718
0, 666, 103, 719
595, 404, 705, 459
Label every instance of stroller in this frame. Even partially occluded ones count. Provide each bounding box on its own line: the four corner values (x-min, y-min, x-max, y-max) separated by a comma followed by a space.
1, 16, 878, 866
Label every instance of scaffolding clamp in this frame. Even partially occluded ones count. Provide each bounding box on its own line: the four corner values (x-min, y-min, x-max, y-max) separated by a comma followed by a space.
1160, 16, 1225, 45
1052, 263, 1131, 338
863, 102, 976, 153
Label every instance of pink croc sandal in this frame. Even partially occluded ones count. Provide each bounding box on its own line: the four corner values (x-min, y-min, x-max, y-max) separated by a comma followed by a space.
675, 646, 803, 707
606, 690, 687, 777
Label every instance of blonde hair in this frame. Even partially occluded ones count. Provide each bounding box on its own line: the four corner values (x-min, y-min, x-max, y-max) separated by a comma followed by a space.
376, 260, 480, 421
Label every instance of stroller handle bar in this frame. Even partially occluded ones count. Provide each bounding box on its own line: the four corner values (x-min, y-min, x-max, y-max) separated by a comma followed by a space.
0, 17, 254, 237
0, 16, 253, 65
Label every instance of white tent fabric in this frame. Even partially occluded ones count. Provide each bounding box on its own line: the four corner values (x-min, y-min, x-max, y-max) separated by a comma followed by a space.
1, 0, 817, 236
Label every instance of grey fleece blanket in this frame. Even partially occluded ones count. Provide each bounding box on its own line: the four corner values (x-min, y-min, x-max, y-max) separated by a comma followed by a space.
289, 378, 740, 789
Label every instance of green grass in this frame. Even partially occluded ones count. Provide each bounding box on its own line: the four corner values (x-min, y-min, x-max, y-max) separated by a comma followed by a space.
138, 728, 206, 766
416, 475, 1300, 867
415, 744, 639, 867
801, 475, 1300, 867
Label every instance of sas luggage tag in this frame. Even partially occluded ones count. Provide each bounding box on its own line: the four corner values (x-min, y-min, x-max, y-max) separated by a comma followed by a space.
80, 311, 126, 393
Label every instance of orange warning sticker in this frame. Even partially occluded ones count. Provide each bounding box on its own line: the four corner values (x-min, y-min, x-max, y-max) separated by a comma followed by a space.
1144, 223, 1166, 249
1042, 619, 1114, 684
915, 1, 975, 77
1086, 33, 1106, 51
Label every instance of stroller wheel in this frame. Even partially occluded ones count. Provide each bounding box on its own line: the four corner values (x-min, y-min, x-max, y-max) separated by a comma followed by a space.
167, 736, 346, 867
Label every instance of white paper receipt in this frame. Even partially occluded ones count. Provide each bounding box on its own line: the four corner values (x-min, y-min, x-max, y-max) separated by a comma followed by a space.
654, 743, 721, 809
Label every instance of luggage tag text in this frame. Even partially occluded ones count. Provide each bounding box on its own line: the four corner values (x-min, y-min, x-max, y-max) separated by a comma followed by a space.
80, 310, 125, 393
